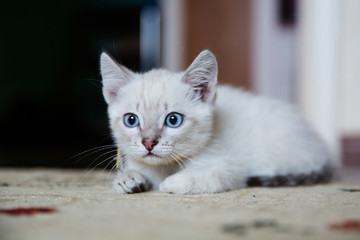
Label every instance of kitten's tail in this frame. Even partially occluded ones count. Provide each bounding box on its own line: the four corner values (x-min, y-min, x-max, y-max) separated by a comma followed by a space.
246, 165, 334, 187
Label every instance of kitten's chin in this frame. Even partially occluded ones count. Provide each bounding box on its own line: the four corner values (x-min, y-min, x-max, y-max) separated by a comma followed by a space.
136, 153, 177, 167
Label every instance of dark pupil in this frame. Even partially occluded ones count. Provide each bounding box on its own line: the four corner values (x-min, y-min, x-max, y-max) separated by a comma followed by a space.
128, 115, 136, 125
170, 115, 177, 125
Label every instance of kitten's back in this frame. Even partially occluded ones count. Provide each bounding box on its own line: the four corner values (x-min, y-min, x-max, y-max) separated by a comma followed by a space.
213, 85, 336, 185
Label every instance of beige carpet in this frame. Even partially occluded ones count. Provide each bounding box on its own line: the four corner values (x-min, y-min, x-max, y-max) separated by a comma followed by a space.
0, 168, 359, 240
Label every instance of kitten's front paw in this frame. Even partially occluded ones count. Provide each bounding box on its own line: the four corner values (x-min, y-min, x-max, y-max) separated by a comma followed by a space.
159, 171, 244, 194
113, 170, 151, 194
159, 173, 196, 194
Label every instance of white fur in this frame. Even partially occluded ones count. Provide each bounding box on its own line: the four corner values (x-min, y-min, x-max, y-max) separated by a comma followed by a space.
100, 50, 337, 194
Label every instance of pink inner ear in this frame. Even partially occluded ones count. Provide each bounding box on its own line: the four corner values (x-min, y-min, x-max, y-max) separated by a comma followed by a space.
104, 84, 123, 104
103, 88, 118, 104
108, 90, 118, 100
193, 83, 209, 102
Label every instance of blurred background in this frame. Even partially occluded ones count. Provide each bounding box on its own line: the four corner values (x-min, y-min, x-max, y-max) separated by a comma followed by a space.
0, 0, 359, 168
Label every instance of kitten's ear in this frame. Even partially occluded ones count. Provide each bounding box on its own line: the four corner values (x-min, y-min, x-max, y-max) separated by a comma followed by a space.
182, 50, 218, 103
100, 52, 134, 104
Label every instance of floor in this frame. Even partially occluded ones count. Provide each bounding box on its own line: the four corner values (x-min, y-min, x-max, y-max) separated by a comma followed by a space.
0, 168, 360, 240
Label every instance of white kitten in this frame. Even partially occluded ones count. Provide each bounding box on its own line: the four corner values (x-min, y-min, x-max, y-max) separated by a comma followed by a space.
100, 50, 337, 194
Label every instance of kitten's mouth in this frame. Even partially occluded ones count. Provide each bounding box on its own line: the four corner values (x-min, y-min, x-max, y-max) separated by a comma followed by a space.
144, 152, 160, 158
137, 152, 176, 166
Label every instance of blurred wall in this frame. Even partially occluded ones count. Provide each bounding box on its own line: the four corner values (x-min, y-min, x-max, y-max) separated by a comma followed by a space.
337, 0, 360, 136
298, 0, 360, 164
298, 0, 340, 158
337, 0, 360, 165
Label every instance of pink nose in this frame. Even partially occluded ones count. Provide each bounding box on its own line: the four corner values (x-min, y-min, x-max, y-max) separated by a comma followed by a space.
142, 140, 158, 151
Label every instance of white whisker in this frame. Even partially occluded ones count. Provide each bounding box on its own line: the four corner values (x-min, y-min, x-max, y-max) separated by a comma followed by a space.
106, 161, 118, 185
86, 149, 117, 169
72, 145, 117, 163
81, 153, 117, 180
102, 157, 116, 174
169, 152, 184, 169
174, 151, 194, 163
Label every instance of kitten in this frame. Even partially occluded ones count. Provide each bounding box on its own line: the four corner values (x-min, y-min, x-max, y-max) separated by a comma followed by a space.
100, 50, 337, 194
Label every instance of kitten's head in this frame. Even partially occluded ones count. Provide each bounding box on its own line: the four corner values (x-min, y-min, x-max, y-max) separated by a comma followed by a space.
100, 50, 217, 166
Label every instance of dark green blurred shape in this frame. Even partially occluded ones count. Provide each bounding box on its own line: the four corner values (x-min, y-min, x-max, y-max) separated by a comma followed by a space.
0, 0, 152, 167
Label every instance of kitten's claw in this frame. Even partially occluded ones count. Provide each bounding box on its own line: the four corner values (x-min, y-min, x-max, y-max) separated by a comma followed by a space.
113, 170, 151, 194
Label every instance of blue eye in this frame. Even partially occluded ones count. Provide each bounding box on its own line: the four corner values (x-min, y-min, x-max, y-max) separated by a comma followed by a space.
165, 113, 184, 128
123, 113, 139, 128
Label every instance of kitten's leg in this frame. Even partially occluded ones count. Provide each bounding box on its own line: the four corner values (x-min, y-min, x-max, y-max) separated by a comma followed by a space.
113, 170, 152, 194
159, 167, 246, 194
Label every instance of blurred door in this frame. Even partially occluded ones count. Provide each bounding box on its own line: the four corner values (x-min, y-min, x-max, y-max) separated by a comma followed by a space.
183, 0, 252, 89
